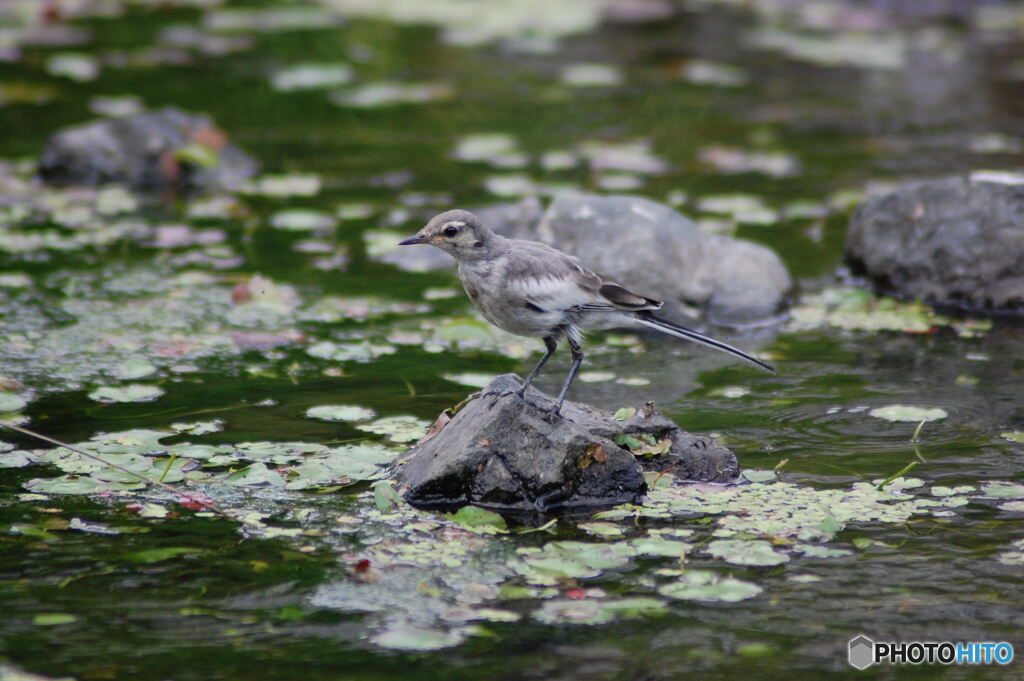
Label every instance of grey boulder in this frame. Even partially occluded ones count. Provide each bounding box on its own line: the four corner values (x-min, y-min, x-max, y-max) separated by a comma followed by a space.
846, 174, 1024, 314
38, 107, 258, 191
392, 374, 739, 513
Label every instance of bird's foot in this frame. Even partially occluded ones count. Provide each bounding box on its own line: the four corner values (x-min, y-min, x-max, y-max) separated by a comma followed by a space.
539, 402, 565, 419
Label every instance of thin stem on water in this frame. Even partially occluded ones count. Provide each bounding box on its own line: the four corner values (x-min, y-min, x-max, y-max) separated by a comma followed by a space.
1, 422, 232, 520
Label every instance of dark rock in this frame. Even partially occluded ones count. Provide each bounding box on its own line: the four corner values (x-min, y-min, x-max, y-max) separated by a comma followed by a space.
392, 374, 739, 513
846, 174, 1024, 314
38, 107, 258, 191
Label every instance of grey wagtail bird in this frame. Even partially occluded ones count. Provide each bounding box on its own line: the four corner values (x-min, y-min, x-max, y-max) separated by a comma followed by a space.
399, 209, 774, 413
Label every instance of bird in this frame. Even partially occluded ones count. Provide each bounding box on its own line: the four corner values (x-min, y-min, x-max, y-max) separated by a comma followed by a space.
399, 209, 774, 413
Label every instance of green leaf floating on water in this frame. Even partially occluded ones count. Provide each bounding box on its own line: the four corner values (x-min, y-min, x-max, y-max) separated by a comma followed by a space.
742, 469, 777, 483
33, 613, 78, 626
981, 481, 1024, 499
533, 596, 666, 625
224, 462, 286, 487
356, 415, 430, 443
629, 535, 690, 558
305, 405, 377, 422
577, 521, 624, 538
705, 539, 790, 566
614, 432, 671, 456
370, 623, 467, 651
24, 475, 145, 495
796, 544, 853, 558
448, 506, 507, 532
372, 480, 402, 512
270, 208, 337, 231
88, 384, 165, 403
306, 340, 397, 362
111, 359, 158, 380
658, 570, 763, 602
515, 541, 635, 582
0, 392, 27, 412
869, 405, 948, 423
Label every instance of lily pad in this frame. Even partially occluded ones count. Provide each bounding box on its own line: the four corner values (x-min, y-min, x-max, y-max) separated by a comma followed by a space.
561, 63, 623, 87
46, 52, 100, 81
33, 613, 78, 626
356, 415, 430, 443
330, 81, 453, 108
787, 286, 974, 335
88, 385, 165, 403
533, 596, 664, 625
980, 481, 1024, 499
305, 405, 377, 422
111, 359, 158, 380
448, 506, 507, 532
223, 463, 286, 487
271, 63, 353, 91
452, 133, 526, 167
0, 392, 27, 412
705, 539, 789, 566
270, 209, 337, 231
242, 174, 321, 197
658, 570, 763, 602
371, 623, 466, 651
796, 544, 853, 559
630, 536, 690, 558
306, 340, 397, 363
24, 475, 145, 495
869, 405, 948, 423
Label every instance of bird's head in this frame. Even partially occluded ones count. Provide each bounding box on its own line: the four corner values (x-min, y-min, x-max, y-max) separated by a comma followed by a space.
399, 209, 492, 258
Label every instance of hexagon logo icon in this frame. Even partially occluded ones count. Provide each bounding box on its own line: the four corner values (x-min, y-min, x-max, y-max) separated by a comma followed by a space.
848, 635, 875, 670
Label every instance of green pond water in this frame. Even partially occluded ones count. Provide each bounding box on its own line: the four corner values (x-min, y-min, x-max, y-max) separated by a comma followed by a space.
2, 1, 1024, 679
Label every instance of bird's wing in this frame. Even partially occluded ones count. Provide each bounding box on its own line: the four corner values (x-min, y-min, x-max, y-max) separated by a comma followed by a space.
502, 241, 662, 313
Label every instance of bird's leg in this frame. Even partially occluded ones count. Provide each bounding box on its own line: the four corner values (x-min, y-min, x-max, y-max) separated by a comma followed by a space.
553, 335, 583, 414
517, 336, 558, 398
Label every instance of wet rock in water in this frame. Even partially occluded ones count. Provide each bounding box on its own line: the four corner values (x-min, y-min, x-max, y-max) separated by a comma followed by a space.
846, 173, 1024, 315
526, 193, 792, 324
392, 374, 739, 513
38, 107, 258, 190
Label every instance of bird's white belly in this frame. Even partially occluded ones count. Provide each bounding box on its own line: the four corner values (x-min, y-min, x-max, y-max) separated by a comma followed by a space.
476, 295, 561, 338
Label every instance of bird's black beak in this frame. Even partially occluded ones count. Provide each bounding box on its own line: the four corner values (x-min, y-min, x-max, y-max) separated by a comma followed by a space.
398, 234, 427, 246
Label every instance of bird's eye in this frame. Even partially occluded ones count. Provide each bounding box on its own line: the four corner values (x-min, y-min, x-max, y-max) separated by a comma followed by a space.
442, 224, 460, 238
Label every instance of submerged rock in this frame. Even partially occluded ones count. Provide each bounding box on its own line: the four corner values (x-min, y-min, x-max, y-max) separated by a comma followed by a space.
38, 107, 258, 191
392, 374, 739, 513
846, 173, 1024, 315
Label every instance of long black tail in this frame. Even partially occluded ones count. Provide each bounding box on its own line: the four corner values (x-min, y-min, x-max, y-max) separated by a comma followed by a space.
633, 312, 775, 373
